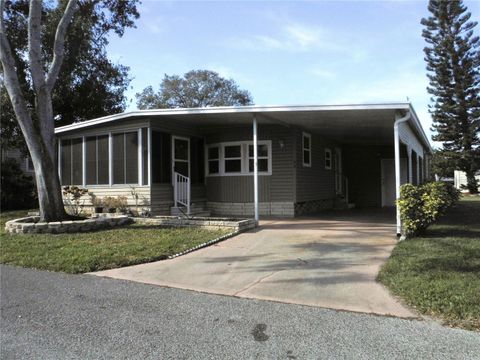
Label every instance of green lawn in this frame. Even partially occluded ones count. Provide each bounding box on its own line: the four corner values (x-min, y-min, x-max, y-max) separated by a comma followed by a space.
0, 210, 230, 274
378, 196, 480, 331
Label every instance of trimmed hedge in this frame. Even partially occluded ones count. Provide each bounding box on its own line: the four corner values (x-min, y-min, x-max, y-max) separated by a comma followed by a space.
397, 182, 460, 237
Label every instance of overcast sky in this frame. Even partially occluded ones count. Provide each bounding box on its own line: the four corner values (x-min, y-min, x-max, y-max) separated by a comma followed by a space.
107, 0, 480, 143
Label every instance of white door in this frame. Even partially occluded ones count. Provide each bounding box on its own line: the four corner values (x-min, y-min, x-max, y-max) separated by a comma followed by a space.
381, 158, 407, 207
172, 136, 190, 179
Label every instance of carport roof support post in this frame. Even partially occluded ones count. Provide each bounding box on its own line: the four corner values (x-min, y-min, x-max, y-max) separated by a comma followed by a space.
394, 111, 411, 236
253, 114, 259, 224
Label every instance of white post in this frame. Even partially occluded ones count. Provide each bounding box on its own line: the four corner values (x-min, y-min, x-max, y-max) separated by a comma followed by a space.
138, 129, 143, 186
108, 132, 113, 186
58, 140, 62, 181
394, 112, 410, 236
416, 154, 420, 185
148, 127, 152, 186
407, 146, 413, 183
82, 136, 86, 187
253, 115, 259, 224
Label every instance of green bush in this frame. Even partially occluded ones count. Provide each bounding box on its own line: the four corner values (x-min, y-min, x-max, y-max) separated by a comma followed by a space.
0, 158, 37, 210
397, 182, 460, 237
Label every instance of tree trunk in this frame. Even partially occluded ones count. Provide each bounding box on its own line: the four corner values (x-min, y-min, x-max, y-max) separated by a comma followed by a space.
465, 170, 479, 194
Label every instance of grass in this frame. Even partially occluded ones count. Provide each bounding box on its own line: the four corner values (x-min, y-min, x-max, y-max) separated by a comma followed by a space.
378, 196, 480, 331
0, 210, 231, 274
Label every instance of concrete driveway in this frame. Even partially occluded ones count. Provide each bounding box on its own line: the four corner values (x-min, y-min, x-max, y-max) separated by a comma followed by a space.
93, 210, 415, 318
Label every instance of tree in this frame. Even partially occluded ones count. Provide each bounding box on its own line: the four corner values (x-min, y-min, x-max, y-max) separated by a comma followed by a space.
421, 0, 480, 193
0, 0, 138, 221
1, 0, 139, 154
136, 70, 253, 109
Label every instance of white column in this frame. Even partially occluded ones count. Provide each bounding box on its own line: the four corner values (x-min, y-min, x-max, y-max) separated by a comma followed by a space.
407, 146, 413, 183
82, 136, 86, 186
253, 115, 259, 224
138, 129, 143, 185
58, 140, 62, 181
148, 127, 152, 186
108, 132, 113, 186
394, 112, 410, 236
416, 154, 420, 185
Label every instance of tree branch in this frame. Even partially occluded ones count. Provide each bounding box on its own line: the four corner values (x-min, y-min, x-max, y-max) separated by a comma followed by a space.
28, 0, 46, 93
0, 0, 35, 138
46, 0, 78, 91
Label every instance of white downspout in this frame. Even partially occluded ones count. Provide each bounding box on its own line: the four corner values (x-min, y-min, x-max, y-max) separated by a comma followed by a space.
394, 111, 411, 236
253, 114, 259, 225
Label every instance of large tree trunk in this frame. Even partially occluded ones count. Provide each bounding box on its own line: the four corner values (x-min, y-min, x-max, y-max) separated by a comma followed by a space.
0, 0, 77, 222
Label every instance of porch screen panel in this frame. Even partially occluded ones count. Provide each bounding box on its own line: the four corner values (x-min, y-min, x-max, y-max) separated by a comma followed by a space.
85, 136, 97, 185
60, 139, 72, 185
97, 135, 109, 184
125, 131, 138, 184
152, 131, 171, 184
113, 133, 125, 184
71, 138, 83, 185
142, 128, 148, 185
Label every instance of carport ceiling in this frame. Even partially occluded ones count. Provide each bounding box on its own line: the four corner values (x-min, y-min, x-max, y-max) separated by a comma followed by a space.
152, 107, 400, 145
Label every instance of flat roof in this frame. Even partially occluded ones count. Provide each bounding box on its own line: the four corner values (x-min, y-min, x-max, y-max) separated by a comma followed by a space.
55, 102, 431, 151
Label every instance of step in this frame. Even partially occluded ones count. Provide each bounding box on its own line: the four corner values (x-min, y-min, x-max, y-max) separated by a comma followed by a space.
170, 206, 211, 217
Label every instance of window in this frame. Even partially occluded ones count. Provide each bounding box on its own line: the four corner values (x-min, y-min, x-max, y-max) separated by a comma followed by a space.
206, 141, 272, 176
207, 146, 220, 174
112, 131, 138, 184
325, 148, 332, 170
60, 138, 83, 185
85, 135, 109, 185
224, 145, 242, 173
248, 144, 269, 172
302, 132, 311, 167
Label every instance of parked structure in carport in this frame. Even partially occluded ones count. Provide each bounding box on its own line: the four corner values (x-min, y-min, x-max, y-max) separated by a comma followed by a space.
55, 103, 432, 235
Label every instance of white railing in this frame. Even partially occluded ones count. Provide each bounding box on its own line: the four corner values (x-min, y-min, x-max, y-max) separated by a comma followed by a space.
174, 172, 190, 215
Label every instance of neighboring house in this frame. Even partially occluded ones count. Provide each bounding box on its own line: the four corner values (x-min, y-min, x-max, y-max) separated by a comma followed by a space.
1, 147, 35, 176
453, 170, 480, 192
54, 103, 432, 234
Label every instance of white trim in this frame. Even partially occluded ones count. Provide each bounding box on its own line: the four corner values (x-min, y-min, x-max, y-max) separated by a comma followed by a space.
148, 127, 152, 186
171, 135, 190, 182
55, 103, 413, 134
138, 128, 143, 186
108, 132, 113, 186
82, 136, 86, 186
205, 140, 272, 177
57, 140, 61, 180
253, 115, 259, 223
302, 132, 312, 167
324, 148, 332, 170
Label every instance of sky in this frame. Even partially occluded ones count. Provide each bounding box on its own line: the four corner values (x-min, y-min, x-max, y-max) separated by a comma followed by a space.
106, 0, 480, 143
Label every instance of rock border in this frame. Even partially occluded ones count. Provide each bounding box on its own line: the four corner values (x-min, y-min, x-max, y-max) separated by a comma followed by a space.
167, 230, 240, 259
4, 215, 133, 234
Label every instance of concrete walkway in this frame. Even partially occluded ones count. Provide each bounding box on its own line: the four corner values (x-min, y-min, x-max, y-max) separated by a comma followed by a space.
93, 210, 415, 318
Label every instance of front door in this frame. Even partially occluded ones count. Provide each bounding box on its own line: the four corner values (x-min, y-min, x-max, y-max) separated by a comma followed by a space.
381, 158, 407, 207
172, 136, 190, 179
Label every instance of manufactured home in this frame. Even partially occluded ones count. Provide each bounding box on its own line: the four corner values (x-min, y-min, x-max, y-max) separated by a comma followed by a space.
55, 103, 432, 234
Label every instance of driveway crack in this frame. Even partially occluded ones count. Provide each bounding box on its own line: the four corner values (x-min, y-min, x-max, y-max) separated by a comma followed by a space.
233, 270, 284, 296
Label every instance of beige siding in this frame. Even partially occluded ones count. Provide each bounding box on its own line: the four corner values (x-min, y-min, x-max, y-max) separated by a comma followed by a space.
295, 130, 337, 203
207, 176, 270, 202
151, 184, 172, 214
1, 148, 34, 175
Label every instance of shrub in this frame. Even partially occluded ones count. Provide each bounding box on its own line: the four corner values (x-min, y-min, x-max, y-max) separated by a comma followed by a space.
398, 181, 460, 237
115, 196, 128, 213
63, 186, 89, 216
0, 158, 37, 210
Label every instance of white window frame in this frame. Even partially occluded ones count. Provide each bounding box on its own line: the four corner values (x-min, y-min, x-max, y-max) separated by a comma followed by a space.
302, 132, 312, 167
223, 143, 243, 174
207, 145, 220, 175
111, 130, 140, 186
205, 140, 272, 177
247, 142, 271, 174
325, 148, 332, 170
